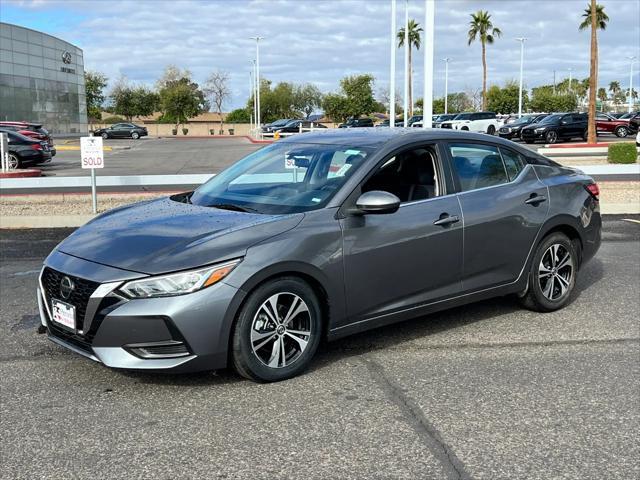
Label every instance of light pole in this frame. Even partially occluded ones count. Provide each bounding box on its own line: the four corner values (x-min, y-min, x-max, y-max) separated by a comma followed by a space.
516, 37, 526, 118
403, 0, 409, 126
628, 56, 636, 113
568, 67, 573, 93
422, 0, 434, 128
252, 59, 257, 135
250, 36, 264, 130
389, 0, 397, 128
443, 57, 450, 114
249, 69, 253, 133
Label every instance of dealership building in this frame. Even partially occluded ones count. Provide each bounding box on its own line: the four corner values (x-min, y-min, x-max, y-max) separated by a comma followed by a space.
0, 22, 88, 135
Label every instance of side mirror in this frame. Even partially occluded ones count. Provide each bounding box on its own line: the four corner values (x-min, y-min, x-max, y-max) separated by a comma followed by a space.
354, 190, 401, 215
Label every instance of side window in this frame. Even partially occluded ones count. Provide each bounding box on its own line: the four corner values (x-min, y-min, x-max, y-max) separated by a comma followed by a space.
362, 145, 440, 203
449, 143, 508, 192
471, 113, 481, 121
499, 148, 526, 181
573, 114, 586, 123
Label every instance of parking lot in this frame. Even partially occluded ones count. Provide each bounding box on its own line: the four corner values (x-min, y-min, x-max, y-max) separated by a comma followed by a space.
1, 216, 638, 479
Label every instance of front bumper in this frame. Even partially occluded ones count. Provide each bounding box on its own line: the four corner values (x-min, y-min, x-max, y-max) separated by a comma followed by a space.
38, 251, 245, 373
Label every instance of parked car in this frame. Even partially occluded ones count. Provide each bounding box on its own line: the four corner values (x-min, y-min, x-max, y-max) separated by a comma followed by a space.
0, 128, 52, 168
273, 120, 327, 134
617, 111, 639, 121
0, 121, 56, 156
595, 112, 632, 138
376, 119, 391, 127
440, 112, 499, 134
338, 118, 374, 128
262, 119, 292, 133
38, 129, 601, 382
521, 113, 588, 144
92, 123, 148, 139
498, 114, 549, 140
433, 114, 457, 127
629, 112, 640, 133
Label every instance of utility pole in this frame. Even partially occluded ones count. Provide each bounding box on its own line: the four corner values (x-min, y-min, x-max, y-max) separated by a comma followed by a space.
403, 0, 409, 126
250, 37, 264, 131
389, 0, 397, 128
443, 58, 450, 114
422, 0, 434, 128
628, 56, 636, 113
516, 38, 526, 117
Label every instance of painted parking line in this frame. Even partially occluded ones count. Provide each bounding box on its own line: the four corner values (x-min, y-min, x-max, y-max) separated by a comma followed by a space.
56, 145, 113, 152
622, 218, 640, 224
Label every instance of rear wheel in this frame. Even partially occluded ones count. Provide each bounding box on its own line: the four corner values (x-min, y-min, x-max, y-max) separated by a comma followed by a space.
545, 130, 558, 144
231, 277, 322, 382
519, 232, 577, 312
582, 128, 588, 141
8, 153, 20, 169
131, 131, 140, 139
614, 126, 629, 138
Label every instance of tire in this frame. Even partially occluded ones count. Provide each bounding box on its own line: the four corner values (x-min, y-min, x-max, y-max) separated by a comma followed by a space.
131, 131, 140, 139
582, 128, 588, 141
524, 139, 534, 144
519, 232, 577, 312
231, 277, 322, 382
101, 132, 109, 139
614, 126, 629, 138
8, 153, 20, 169
461, 126, 469, 131
545, 130, 558, 144
487, 125, 496, 135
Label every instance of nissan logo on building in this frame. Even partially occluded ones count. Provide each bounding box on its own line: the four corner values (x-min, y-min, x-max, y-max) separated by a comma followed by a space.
61, 51, 72, 64
59, 276, 75, 300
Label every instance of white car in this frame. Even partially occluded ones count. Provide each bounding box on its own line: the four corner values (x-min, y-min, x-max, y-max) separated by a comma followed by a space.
440, 112, 499, 135
636, 130, 639, 147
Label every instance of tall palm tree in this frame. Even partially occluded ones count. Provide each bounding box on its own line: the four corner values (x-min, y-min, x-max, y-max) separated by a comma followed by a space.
397, 19, 423, 116
467, 10, 502, 110
579, 2, 609, 143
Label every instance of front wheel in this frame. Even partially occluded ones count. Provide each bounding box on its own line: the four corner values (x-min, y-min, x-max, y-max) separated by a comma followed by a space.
231, 277, 322, 382
8, 153, 20, 169
131, 131, 140, 139
101, 132, 109, 139
614, 126, 629, 138
487, 125, 496, 135
519, 233, 577, 312
545, 130, 558, 144
582, 128, 588, 141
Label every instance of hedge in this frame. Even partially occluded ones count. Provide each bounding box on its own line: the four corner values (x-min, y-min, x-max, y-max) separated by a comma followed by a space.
607, 142, 638, 164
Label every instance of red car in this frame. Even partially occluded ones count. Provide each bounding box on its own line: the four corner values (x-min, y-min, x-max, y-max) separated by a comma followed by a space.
0, 121, 56, 156
595, 113, 631, 138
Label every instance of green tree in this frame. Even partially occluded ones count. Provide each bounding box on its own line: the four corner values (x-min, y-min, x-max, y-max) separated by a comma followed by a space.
322, 74, 376, 123
226, 108, 250, 123
159, 77, 208, 129
597, 87, 608, 110
294, 84, 323, 119
132, 87, 159, 117
579, 1, 609, 143
486, 81, 528, 114
322, 93, 351, 123
529, 88, 578, 112
397, 19, 423, 116
84, 71, 107, 121
467, 10, 502, 110
110, 78, 137, 121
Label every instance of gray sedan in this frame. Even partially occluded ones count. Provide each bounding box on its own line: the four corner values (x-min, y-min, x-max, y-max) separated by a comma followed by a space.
38, 129, 601, 382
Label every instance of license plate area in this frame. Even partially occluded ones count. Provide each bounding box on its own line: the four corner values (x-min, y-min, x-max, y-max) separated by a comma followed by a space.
51, 299, 76, 332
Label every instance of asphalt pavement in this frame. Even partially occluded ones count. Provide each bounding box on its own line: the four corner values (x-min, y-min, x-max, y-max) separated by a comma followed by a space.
0, 216, 639, 479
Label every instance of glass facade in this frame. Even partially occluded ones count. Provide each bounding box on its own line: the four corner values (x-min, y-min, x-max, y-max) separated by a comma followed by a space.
0, 22, 87, 135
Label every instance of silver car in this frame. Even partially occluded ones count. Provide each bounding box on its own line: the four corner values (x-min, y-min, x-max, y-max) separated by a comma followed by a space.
38, 129, 601, 382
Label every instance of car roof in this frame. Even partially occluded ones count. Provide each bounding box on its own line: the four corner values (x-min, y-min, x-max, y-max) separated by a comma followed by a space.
277, 127, 526, 149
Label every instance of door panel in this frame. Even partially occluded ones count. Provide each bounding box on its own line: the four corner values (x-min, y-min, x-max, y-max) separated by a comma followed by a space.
456, 166, 548, 291
340, 196, 463, 321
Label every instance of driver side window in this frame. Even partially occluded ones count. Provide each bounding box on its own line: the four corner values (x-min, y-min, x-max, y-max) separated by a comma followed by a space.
362, 145, 441, 203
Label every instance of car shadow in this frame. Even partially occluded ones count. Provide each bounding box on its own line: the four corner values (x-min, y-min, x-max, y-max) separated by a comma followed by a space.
119, 257, 605, 386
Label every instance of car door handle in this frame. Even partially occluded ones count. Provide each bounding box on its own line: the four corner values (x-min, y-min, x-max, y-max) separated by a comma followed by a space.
525, 195, 547, 205
433, 214, 460, 226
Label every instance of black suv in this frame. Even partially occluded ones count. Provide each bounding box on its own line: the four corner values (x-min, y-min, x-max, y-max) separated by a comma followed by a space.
629, 112, 640, 133
338, 118, 374, 128
521, 113, 588, 144
91, 123, 148, 139
498, 114, 549, 140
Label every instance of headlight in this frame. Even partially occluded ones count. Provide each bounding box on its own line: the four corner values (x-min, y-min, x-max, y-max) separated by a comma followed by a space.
119, 259, 241, 298
535, 127, 546, 133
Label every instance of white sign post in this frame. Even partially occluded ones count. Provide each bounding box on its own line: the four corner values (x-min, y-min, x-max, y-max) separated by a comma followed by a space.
0, 132, 9, 172
80, 136, 104, 214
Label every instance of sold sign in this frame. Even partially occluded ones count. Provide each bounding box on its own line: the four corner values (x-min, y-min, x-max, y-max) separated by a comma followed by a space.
80, 136, 104, 169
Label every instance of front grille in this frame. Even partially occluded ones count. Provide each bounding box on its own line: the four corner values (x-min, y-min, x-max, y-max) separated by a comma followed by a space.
441, 123, 452, 129
41, 267, 100, 331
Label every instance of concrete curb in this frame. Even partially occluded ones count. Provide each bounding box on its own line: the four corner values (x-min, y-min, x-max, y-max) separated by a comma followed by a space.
0, 169, 42, 178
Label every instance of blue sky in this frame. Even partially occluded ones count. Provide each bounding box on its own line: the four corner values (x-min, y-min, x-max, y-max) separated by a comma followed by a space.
2, 0, 639, 110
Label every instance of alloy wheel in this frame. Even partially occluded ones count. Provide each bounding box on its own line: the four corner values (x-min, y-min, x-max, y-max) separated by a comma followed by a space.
7, 154, 19, 169
546, 131, 558, 144
538, 244, 574, 301
132, 132, 139, 139
101, 132, 108, 139
250, 292, 312, 368
616, 126, 628, 138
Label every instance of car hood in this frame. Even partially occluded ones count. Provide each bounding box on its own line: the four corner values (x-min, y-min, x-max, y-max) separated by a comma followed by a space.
55, 197, 304, 275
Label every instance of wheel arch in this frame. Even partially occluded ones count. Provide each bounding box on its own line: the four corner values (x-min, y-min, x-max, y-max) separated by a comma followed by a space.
536, 215, 584, 266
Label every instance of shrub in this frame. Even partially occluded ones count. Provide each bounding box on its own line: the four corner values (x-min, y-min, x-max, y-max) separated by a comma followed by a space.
171, 128, 177, 135
182, 128, 189, 135
608, 142, 638, 164
103, 115, 125, 124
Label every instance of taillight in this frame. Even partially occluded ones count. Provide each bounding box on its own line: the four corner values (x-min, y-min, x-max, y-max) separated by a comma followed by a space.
30, 143, 42, 151
585, 183, 599, 199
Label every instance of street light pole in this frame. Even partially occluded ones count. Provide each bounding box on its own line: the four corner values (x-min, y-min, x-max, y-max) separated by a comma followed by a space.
249, 69, 253, 133
568, 67, 573, 93
252, 59, 257, 135
443, 58, 450, 114
422, 0, 434, 129
250, 36, 264, 131
403, 0, 409, 126
516, 37, 526, 118
628, 56, 636, 113
390, 0, 397, 128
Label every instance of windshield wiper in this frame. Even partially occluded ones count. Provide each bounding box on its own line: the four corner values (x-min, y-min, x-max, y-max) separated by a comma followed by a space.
208, 203, 257, 213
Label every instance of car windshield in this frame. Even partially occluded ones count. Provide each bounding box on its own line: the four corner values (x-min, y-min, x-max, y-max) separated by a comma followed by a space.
189, 142, 371, 214
271, 119, 290, 126
513, 115, 536, 123
537, 114, 562, 124
453, 113, 473, 120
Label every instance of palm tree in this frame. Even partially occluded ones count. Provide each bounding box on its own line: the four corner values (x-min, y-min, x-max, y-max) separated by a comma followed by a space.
397, 19, 423, 116
597, 87, 608, 111
467, 10, 502, 110
579, 2, 609, 143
